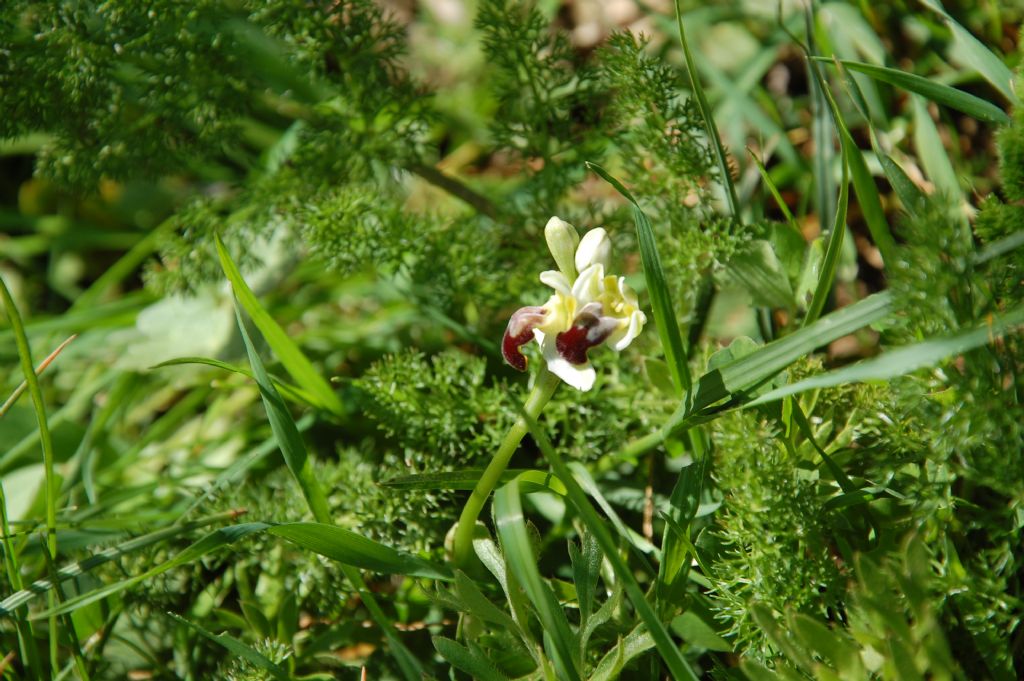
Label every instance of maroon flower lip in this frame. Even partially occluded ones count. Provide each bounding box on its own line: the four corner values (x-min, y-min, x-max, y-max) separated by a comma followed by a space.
503, 302, 620, 371
501, 306, 547, 371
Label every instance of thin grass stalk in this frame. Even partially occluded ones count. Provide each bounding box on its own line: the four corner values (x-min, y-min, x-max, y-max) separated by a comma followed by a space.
453, 369, 561, 567
673, 0, 741, 218
0, 275, 59, 674
0, 482, 42, 676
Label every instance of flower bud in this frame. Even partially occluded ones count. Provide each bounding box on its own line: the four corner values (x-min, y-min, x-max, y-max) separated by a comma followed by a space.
544, 216, 580, 279
575, 228, 611, 272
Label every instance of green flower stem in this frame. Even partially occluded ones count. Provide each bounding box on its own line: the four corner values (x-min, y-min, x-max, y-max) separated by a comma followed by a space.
453, 367, 561, 567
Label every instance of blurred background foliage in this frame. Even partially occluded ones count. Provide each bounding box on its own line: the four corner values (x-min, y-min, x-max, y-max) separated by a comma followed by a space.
1, 0, 1022, 678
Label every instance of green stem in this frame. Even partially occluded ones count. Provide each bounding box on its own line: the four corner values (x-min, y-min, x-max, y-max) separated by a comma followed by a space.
453, 368, 560, 567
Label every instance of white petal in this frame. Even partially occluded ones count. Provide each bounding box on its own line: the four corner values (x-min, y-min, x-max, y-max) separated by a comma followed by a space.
572, 263, 604, 303
538, 332, 596, 391
575, 228, 611, 272
539, 270, 573, 297
544, 217, 580, 278
609, 310, 646, 351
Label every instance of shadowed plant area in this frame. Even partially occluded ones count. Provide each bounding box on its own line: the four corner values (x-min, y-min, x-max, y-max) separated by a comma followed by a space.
1, 0, 1023, 678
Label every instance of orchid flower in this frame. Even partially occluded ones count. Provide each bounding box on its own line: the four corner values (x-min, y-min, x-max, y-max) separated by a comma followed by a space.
502, 217, 647, 391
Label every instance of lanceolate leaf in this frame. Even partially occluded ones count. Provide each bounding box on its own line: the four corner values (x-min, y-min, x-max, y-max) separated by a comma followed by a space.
747, 304, 1024, 405
215, 234, 343, 415
819, 58, 1010, 124
586, 162, 690, 394
166, 612, 290, 681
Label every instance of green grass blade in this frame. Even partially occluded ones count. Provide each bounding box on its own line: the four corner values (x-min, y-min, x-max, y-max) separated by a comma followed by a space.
380, 469, 567, 495
748, 149, 800, 232
586, 163, 690, 393
818, 58, 1010, 124
0, 512, 240, 615
165, 612, 290, 681
232, 302, 422, 681
0, 274, 60, 668
514, 390, 701, 681
34, 523, 272, 619
0, 334, 76, 419
878, 153, 926, 218
152, 356, 317, 408
912, 95, 964, 204
267, 522, 451, 580
918, 0, 1020, 105
432, 637, 509, 681
675, 290, 893, 422
0, 482, 42, 676
748, 303, 1024, 405
803, 157, 849, 327
494, 479, 581, 681
215, 234, 342, 415
233, 303, 331, 523
673, 0, 741, 217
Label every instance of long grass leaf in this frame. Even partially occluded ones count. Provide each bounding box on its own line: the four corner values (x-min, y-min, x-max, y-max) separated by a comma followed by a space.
673, 0, 741, 217
748, 304, 1024, 405
918, 0, 1019, 105
0, 275, 60, 668
233, 303, 331, 522
232, 301, 422, 680
514, 392, 701, 681
432, 637, 509, 681
267, 522, 451, 580
912, 95, 964, 204
803, 157, 849, 326
586, 163, 690, 393
215, 234, 342, 415
818, 59, 1010, 124
0, 335, 76, 419
165, 612, 290, 681
0, 512, 240, 615
494, 480, 581, 681
0, 483, 41, 676
34, 522, 271, 619
152, 356, 317, 407
380, 469, 567, 495
672, 290, 893, 425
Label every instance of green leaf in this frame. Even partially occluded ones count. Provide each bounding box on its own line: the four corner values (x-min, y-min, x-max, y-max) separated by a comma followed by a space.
0, 512, 239, 615
568, 532, 601, 627
380, 469, 567, 495
34, 523, 271, 619
670, 611, 731, 652
215, 234, 342, 415
673, 0, 740, 216
665, 291, 893, 430
918, 0, 1020, 106
267, 522, 451, 580
803, 156, 849, 327
878, 153, 927, 218
590, 625, 656, 681
166, 612, 290, 681
788, 612, 862, 676
748, 303, 1024, 405
453, 570, 522, 636
586, 163, 690, 393
233, 303, 332, 524
152, 356, 317, 407
912, 95, 964, 205
515, 389, 701, 681
432, 637, 509, 681
494, 480, 580, 681
818, 59, 1010, 124
721, 240, 796, 309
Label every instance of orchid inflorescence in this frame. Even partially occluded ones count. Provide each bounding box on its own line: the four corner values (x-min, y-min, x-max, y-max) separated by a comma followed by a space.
502, 217, 647, 391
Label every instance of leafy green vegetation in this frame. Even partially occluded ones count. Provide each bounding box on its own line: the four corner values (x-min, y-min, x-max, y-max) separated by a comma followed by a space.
1, 0, 1022, 679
